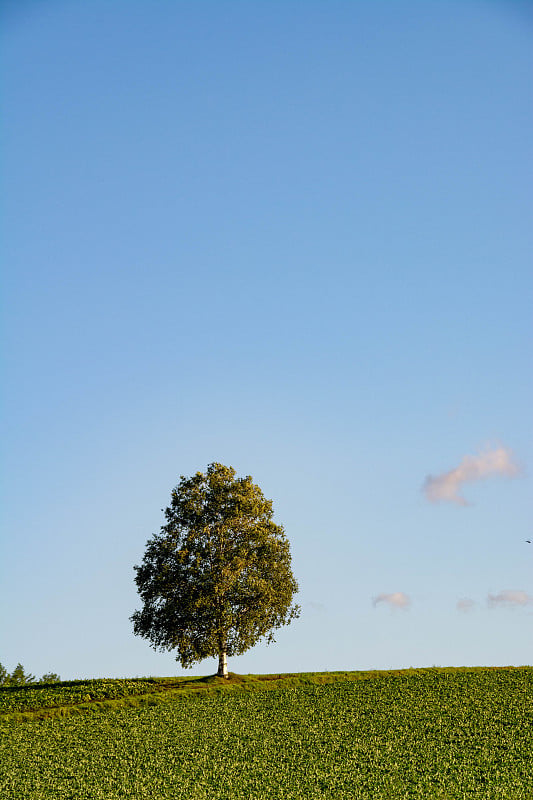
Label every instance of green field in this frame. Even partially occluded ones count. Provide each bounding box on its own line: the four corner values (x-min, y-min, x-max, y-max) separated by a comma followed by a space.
1, 667, 532, 799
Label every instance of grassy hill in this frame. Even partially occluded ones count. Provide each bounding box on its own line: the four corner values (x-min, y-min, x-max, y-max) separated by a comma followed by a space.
1, 667, 532, 799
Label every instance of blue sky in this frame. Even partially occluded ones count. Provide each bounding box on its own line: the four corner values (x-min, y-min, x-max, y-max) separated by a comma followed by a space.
2, 0, 531, 680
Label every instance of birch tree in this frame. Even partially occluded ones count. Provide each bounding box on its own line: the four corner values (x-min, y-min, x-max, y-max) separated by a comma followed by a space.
131, 463, 300, 677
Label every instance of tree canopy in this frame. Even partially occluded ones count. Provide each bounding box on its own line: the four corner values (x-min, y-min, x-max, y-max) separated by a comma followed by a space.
131, 463, 300, 677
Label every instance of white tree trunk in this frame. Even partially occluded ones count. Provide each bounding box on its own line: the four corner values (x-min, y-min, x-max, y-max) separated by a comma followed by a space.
217, 649, 228, 678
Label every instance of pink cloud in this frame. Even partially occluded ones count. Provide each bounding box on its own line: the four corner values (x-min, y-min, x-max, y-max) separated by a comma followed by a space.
488, 590, 532, 608
423, 446, 519, 506
373, 592, 411, 610
457, 597, 475, 613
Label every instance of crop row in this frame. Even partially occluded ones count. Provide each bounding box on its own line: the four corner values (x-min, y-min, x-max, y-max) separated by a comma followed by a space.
1, 668, 532, 799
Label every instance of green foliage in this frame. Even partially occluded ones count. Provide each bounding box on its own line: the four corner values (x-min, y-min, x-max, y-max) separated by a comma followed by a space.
40, 672, 61, 684
0, 662, 60, 688
0, 668, 532, 799
10, 663, 35, 686
0, 663, 36, 686
131, 463, 300, 671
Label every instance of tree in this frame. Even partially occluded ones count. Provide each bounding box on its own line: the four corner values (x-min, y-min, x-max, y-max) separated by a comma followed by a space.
0, 662, 60, 686
131, 463, 300, 677
40, 672, 61, 684
7, 663, 36, 686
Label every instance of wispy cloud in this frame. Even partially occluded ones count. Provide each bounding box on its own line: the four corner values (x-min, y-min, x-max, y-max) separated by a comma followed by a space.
457, 597, 475, 613
373, 592, 411, 610
305, 601, 326, 614
422, 446, 519, 506
488, 590, 533, 608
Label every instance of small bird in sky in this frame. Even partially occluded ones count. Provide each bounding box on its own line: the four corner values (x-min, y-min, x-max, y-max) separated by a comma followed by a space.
526, 540, 531, 544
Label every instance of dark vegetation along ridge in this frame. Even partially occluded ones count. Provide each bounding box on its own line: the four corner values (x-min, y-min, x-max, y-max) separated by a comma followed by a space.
1, 667, 532, 800
0, 665, 529, 723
